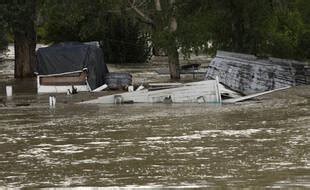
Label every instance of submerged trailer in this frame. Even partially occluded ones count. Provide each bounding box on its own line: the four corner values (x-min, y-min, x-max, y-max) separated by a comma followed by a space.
36, 42, 109, 93
81, 80, 222, 104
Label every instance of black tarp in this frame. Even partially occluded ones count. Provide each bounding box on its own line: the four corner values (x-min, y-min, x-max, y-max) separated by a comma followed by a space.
36, 42, 109, 90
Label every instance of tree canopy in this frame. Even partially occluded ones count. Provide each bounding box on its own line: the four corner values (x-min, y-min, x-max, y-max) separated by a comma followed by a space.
0, 0, 309, 78
177, 0, 310, 60
37, 0, 150, 63
0, 1, 9, 51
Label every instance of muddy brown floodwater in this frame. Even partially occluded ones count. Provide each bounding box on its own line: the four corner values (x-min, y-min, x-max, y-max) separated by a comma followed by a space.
0, 59, 309, 189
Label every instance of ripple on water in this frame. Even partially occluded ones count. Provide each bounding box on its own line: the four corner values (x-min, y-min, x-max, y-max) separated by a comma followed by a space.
51, 144, 88, 154
0, 94, 309, 188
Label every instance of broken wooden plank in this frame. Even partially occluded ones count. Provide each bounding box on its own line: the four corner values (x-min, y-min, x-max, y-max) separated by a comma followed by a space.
223, 86, 291, 103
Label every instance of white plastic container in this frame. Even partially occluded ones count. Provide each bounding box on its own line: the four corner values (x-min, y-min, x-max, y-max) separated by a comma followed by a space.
128, 86, 134, 92
6, 86, 12, 97
49, 96, 56, 108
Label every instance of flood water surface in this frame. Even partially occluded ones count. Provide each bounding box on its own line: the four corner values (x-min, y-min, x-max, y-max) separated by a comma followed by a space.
0, 97, 309, 189
0, 60, 309, 189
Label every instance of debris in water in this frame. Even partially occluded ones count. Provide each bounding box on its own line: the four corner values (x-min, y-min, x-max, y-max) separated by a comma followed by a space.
205, 51, 309, 95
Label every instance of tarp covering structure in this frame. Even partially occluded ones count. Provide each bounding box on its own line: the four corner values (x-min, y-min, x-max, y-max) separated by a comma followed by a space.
36, 42, 109, 90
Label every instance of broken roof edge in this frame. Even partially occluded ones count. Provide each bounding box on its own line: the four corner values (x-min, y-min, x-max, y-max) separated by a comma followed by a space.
216, 50, 308, 66
35, 69, 87, 77
44, 41, 100, 49
216, 50, 257, 61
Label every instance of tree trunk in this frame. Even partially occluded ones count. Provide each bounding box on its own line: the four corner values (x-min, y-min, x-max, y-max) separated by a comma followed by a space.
14, 31, 36, 78
167, 0, 180, 80
167, 42, 180, 80
14, 0, 36, 78
131, 0, 180, 79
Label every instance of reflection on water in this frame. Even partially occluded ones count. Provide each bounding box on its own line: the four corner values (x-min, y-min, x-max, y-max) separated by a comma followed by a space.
0, 60, 309, 189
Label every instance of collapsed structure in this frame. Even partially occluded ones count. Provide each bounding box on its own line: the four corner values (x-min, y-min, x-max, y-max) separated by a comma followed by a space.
205, 51, 309, 95
81, 51, 310, 105
81, 80, 222, 104
36, 42, 109, 93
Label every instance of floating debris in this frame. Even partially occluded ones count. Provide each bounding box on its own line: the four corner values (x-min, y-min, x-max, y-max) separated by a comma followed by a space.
205, 51, 309, 95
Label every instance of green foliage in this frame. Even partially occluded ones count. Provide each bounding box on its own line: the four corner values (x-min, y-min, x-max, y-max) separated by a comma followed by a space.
102, 16, 151, 63
1, 0, 309, 62
7, 0, 36, 35
38, 0, 151, 63
38, 0, 104, 42
176, 0, 310, 60
0, 29, 8, 51
0, 2, 8, 50
296, 0, 310, 60
0, 0, 37, 50
267, 9, 302, 59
